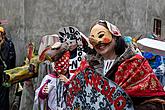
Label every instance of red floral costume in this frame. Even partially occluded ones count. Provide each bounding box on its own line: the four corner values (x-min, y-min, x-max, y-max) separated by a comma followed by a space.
115, 54, 165, 97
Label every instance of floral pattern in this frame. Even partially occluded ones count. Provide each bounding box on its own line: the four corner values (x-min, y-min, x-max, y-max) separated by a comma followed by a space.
115, 54, 165, 97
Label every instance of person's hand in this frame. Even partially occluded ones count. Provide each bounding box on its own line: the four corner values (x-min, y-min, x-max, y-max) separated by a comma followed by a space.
59, 74, 69, 83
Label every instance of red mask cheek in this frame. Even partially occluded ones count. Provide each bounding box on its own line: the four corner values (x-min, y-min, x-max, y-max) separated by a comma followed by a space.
102, 37, 112, 44
89, 36, 112, 47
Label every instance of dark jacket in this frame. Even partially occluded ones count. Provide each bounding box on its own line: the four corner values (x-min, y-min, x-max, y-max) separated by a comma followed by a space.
0, 39, 16, 110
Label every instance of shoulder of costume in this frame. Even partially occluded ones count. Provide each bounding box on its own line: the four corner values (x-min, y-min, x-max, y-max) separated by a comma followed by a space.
130, 54, 145, 60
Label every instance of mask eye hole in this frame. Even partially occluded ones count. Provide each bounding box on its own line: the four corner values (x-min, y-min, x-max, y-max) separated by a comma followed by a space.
98, 34, 104, 38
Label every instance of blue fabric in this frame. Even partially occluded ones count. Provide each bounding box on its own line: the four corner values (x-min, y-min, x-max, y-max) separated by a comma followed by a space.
142, 52, 162, 69
142, 52, 165, 86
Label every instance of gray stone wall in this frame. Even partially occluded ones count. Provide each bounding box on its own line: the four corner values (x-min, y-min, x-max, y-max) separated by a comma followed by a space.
0, 0, 25, 65
0, 0, 165, 65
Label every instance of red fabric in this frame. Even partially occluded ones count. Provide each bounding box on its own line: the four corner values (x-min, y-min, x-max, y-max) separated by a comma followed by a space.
27, 42, 34, 61
39, 47, 51, 61
64, 58, 89, 87
48, 73, 59, 78
54, 51, 70, 74
115, 54, 165, 97
74, 58, 89, 75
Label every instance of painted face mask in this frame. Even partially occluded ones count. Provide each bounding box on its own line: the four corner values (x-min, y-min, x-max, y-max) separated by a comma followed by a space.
89, 20, 121, 47
89, 25, 113, 47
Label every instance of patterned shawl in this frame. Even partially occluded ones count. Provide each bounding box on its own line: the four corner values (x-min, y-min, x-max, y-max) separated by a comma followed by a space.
105, 47, 165, 97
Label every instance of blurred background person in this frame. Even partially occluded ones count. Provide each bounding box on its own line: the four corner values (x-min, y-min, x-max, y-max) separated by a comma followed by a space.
0, 26, 16, 110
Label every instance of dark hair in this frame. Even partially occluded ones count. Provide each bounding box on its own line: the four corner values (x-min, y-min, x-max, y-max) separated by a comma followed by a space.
90, 20, 127, 56
114, 36, 127, 55
0, 31, 6, 36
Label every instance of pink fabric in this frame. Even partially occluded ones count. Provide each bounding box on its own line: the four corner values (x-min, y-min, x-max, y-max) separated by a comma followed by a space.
48, 73, 59, 78
99, 20, 122, 36
38, 80, 50, 99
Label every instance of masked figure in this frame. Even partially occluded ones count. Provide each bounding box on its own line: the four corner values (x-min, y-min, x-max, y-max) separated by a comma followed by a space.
34, 50, 70, 110
88, 20, 165, 110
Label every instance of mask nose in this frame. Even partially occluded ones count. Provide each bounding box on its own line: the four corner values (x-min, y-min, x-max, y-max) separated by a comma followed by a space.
89, 36, 112, 47
89, 37, 101, 47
